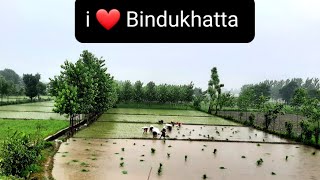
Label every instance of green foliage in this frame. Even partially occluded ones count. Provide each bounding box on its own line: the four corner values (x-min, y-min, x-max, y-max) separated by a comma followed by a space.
302, 98, 320, 144
0, 76, 12, 101
279, 81, 299, 103
207, 67, 224, 114
50, 50, 118, 121
0, 132, 44, 178
133, 81, 144, 103
291, 88, 307, 108
144, 81, 156, 103
248, 113, 255, 126
238, 83, 270, 110
218, 92, 235, 110
0, 69, 23, 96
263, 104, 284, 130
285, 122, 293, 137
22, 74, 41, 101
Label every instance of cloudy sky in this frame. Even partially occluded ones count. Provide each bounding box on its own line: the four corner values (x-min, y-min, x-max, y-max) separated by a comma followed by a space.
0, 0, 319, 90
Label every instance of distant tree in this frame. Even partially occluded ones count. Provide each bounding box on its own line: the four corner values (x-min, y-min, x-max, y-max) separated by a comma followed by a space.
37, 82, 47, 99
238, 83, 270, 109
122, 80, 133, 102
279, 81, 299, 103
218, 92, 235, 110
0, 69, 21, 85
133, 81, 144, 103
0, 76, 9, 101
22, 73, 40, 101
145, 81, 156, 103
207, 67, 224, 115
237, 87, 253, 112
291, 88, 307, 109
193, 88, 204, 110
156, 84, 168, 103
307, 89, 320, 100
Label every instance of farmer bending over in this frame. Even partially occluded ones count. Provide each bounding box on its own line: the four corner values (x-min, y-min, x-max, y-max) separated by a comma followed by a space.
160, 128, 166, 139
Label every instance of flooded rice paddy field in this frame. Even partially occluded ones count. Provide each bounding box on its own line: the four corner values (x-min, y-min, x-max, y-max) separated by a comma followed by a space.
0, 101, 66, 120
53, 108, 320, 179
53, 138, 320, 180
75, 122, 289, 143
106, 108, 211, 116
99, 113, 240, 125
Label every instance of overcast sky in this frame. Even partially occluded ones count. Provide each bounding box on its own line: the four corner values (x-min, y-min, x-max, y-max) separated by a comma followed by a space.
0, 0, 319, 90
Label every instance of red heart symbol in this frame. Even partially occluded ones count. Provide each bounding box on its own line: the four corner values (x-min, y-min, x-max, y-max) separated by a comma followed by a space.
96, 9, 120, 30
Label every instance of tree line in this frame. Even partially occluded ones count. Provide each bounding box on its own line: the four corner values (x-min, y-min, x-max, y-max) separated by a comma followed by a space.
0, 69, 47, 101
116, 80, 194, 104
49, 50, 118, 133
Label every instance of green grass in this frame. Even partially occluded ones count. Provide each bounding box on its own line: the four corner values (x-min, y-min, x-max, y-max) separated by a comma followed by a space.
107, 108, 210, 117
0, 119, 68, 141
99, 114, 239, 125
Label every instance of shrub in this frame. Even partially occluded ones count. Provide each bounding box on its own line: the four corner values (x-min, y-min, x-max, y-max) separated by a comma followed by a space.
0, 131, 44, 178
285, 122, 293, 137
248, 113, 255, 126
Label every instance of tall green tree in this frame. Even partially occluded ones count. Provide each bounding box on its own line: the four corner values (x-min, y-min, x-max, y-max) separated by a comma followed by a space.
122, 81, 133, 102
291, 88, 307, 109
37, 82, 47, 99
23, 73, 40, 101
144, 81, 156, 103
0, 76, 9, 101
133, 81, 144, 103
50, 50, 117, 135
207, 67, 224, 115
218, 92, 235, 110
279, 81, 299, 103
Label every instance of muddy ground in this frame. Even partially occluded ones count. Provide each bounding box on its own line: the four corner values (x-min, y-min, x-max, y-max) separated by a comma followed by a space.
53, 138, 320, 180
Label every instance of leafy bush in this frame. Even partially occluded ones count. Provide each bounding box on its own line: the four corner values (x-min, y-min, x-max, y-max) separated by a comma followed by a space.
0, 131, 44, 178
285, 122, 293, 137
248, 113, 255, 126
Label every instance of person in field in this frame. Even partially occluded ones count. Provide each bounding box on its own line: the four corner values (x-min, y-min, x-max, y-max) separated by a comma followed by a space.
149, 125, 154, 132
142, 127, 148, 133
160, 127, 166, 139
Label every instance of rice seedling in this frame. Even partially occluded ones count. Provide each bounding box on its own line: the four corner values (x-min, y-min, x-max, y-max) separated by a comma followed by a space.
80, 162, 90, 167
120, 157, 124, 160
185, 155, 188, 161
151, 148, 156, 153
271, 172, 276, 175
241, 156, 246, 158
72, 159, 79, 163
213, 149, 217, 154
120, 162, 124, 167
157, 163, 163, 175
256, 158, 263, 166
220, 167, 226, 169
202, 174, 207, 179
81, 169, 89, 172
121, 148, 125, 151
122, 170, 128, 174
